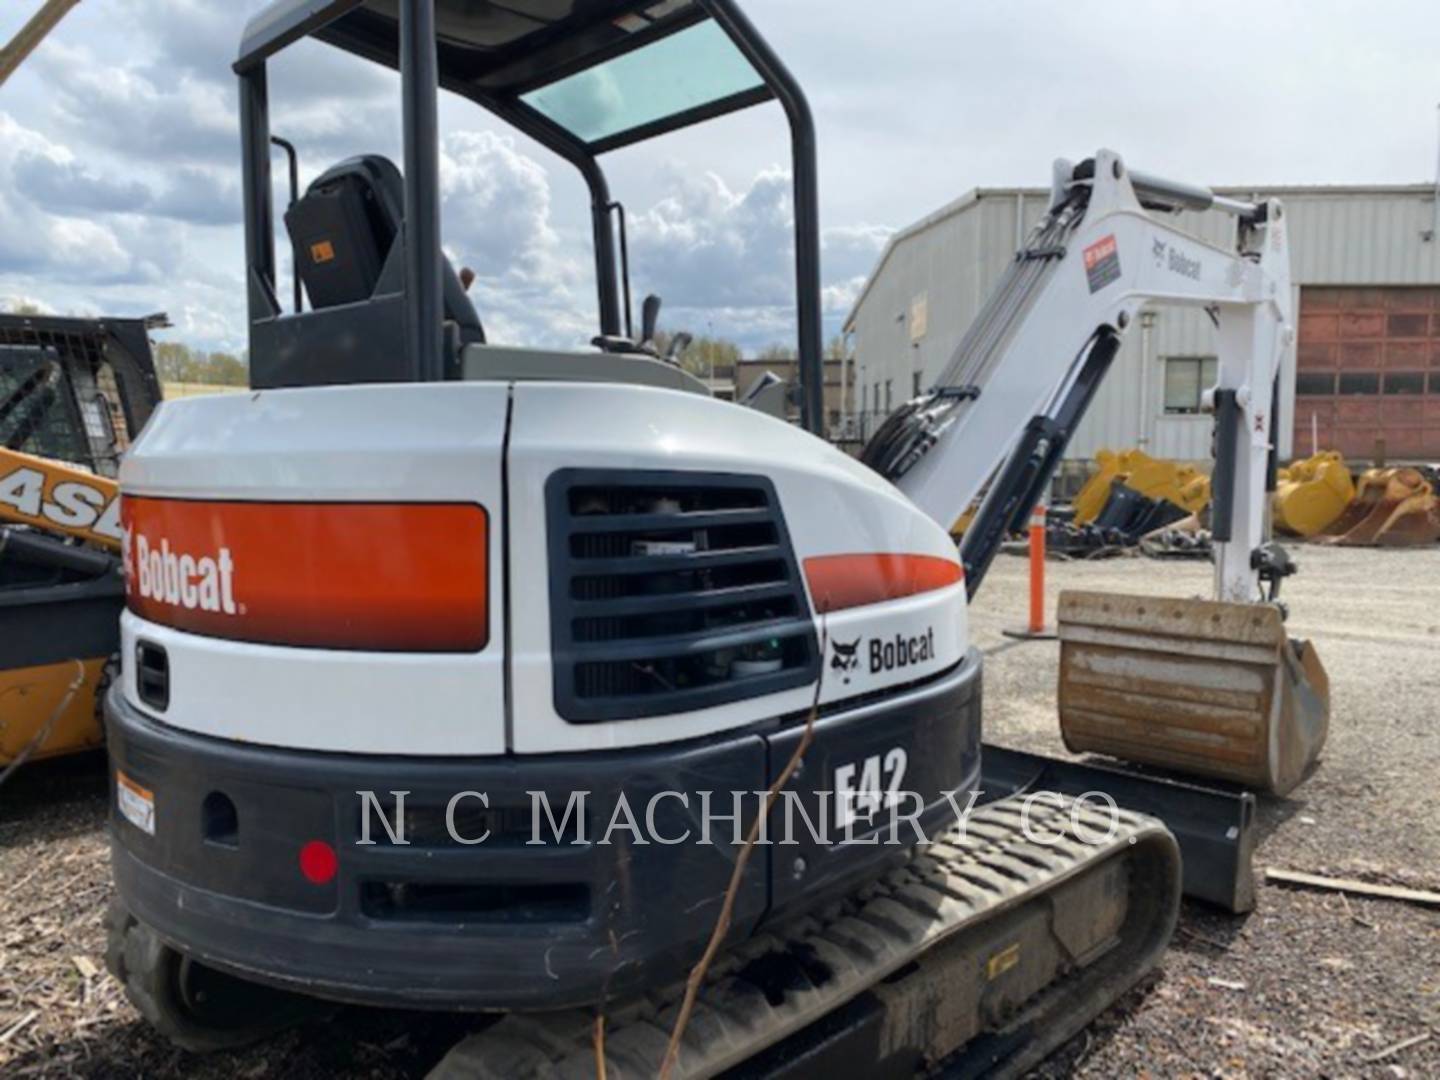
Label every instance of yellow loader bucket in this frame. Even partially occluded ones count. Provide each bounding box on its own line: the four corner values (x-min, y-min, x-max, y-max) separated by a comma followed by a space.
1321, 468, 1439, 547
1057, 592, 1329, 796
1273, 452, 1354, 537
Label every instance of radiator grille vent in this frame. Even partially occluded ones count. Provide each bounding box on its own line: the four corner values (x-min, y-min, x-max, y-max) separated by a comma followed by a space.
547, 470, 818, 722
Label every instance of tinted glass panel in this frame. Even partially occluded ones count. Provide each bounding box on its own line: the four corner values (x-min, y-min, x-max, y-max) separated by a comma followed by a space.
521, 21, 763, 144
1338, 372, 1379, 395
1383, 372, 1425, 395
1295, 372, 1336, 396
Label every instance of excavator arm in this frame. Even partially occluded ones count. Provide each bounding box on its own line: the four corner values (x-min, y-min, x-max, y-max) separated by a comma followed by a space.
864, 150, 1327, 797
865, 149, 1292, 604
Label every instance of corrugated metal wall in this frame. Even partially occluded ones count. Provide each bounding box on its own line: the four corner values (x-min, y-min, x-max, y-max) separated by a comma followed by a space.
850, 184, 1440, 463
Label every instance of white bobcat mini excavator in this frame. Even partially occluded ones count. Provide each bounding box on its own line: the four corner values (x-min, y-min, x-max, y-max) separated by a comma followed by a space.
103, 2, 1182, 1076
863, 152, 1330, 799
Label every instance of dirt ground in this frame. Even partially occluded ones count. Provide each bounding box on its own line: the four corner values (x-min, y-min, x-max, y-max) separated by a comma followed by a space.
2, 543, 1437, 1078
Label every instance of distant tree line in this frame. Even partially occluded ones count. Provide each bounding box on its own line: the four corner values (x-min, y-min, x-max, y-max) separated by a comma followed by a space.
657, 333, 848, 378
153, 343, 248, 387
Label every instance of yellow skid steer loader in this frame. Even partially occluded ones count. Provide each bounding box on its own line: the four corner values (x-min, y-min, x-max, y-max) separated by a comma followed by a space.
1, 313, 162, 769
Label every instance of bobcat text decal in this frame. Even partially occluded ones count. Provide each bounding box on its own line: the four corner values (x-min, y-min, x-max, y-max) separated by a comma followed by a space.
125, 531, 238, 615
828, 628, 938, 685
120, 496, 490, 652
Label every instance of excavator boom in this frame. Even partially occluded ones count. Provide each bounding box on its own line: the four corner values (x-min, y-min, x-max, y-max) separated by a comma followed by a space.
866, 151, 1330, 794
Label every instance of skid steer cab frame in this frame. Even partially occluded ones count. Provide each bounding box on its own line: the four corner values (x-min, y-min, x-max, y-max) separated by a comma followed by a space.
235, 0, 827, 433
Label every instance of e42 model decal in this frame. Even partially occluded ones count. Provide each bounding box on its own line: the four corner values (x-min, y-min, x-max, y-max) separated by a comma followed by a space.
0, 450, 122, 548
834, 748, 909, 830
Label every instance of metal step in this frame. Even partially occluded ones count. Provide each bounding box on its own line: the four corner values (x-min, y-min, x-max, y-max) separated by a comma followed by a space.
428, 795, 1181, 1080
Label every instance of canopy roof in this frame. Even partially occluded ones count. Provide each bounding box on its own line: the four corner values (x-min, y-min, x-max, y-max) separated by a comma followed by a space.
238, 0, 774, 153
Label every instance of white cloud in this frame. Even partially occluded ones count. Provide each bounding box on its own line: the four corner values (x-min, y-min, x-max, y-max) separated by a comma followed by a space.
439, 130, 593, 348
13, 0, 1432, 360
0, 114, 137, 283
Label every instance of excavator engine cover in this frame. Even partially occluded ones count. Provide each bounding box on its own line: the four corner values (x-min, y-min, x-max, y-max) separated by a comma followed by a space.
1057, 591, 1329, 796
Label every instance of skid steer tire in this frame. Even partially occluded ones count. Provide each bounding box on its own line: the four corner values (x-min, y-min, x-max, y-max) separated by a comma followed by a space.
104, 895, 323, 1053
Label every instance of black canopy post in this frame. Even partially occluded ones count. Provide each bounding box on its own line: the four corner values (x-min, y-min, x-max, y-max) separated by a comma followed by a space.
400, 0, 444, 381
269, 135, 303, 314
239, 64, 279, 325
701, 0, 825, 437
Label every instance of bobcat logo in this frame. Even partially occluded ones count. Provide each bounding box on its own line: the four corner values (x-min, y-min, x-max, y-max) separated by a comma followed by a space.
830, 637, 862, 684
1152, 238, 1168, 265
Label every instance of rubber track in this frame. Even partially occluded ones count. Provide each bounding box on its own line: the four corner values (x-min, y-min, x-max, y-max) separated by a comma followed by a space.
429, 794, 1173, 1080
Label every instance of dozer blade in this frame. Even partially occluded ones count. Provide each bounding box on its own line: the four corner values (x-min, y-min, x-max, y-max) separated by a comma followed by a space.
429, 797, 1180, 1080
1057, 591, 1329, 796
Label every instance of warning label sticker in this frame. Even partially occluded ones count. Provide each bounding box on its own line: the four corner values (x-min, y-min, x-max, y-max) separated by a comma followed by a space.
116, 770, 155, 836
1083, 234, 1121, 293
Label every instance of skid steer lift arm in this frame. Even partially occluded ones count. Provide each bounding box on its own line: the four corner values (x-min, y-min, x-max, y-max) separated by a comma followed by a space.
865, 150, 1292, 604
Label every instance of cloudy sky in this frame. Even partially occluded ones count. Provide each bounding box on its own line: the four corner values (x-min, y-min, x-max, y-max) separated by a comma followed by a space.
1, 0, 1437, 355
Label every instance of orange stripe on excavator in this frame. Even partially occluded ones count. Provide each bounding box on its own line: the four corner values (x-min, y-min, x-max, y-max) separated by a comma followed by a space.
121, 497, 488, 652
803, 554, 963, 613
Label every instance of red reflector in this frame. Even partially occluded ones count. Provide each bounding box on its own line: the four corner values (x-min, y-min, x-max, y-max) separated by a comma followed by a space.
299, 840, 338, 885
804, 553, 963, 613
121, 497, 488, 652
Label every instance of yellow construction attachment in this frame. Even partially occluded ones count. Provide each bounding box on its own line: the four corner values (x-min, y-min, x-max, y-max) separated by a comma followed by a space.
1, 450, 123, 766
1320, 467, 1440, 548
1057, 591, 1330, 796
0, 657, 108, 767
1072, 450, 1123, 525
1273, 451, 1355, 537
1073, 448, 1210, 527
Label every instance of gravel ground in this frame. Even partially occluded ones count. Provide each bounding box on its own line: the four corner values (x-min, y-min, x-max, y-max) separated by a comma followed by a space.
981, 542, 1440, 1078
2, 543, 1437, 1077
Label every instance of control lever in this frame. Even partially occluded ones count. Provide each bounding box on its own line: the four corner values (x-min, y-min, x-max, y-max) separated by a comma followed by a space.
639, 294, 662, 353
664, 332, 693, 362
590, 293, 669, 358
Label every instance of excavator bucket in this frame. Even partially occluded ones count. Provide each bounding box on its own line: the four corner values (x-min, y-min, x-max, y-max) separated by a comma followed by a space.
1322, 468, 1439, 547
1057, 591, 1329, 796
1072, 449, 1122, 526
1074, 449, 1212, 529
1372, 492, 1440, 547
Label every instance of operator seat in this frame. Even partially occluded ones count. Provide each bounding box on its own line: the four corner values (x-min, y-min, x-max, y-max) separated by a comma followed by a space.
284, 155, 485, 344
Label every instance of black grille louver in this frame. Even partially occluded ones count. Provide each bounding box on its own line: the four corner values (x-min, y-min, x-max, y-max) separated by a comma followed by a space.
548, 470, 819, 722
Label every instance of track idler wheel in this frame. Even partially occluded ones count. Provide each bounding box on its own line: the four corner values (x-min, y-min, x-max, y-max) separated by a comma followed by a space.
104, 896, 325, 1052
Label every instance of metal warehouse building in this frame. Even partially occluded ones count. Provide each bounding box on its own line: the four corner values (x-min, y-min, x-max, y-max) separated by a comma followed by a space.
845, 183, 1440, 464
